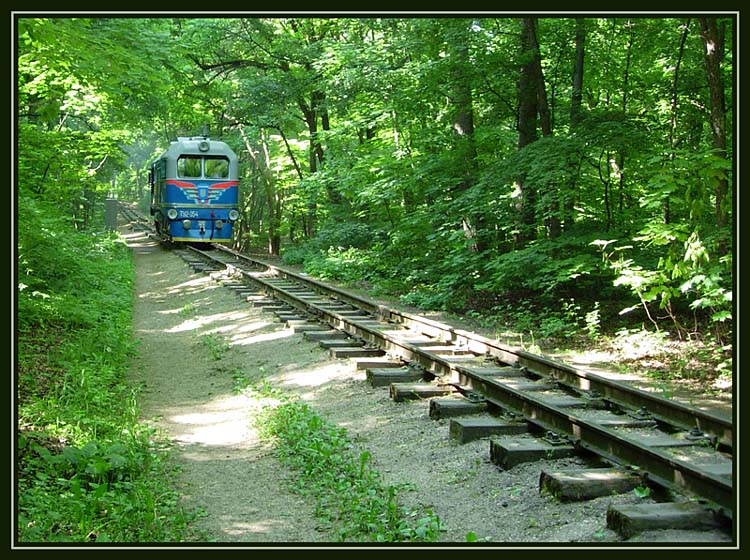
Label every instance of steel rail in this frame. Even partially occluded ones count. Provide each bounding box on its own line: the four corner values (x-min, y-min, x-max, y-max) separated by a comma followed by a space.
190, 246, 734, 515
212, 244, 733, 448
457, 371, 733, 515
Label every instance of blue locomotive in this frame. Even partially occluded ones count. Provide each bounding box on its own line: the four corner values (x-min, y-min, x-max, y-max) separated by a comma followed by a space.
149, 136, 240, 244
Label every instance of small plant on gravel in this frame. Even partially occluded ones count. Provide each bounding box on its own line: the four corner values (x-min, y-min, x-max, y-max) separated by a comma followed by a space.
198, 333, 231, 361
519, 332, 542, 355
253, 387, 442, 542
584, 302, 602, 340
229, 368, 252, 394
465, 531, 492, 542
178, 302, 197, 317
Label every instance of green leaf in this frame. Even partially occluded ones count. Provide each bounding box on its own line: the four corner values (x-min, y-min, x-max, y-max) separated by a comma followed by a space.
711, 310, 731, 322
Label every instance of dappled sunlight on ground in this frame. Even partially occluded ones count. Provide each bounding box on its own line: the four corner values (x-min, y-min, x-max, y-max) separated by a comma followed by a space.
166, 275, 221, 296
139, 275, 216, 300
222, 520, 277, 537
166, 393, 262, 448
229, 328, 296, 346
165, 310, 254, 333
278, 361, 359, 389
554, 347, 732, 419
556, 351, 646, 382
122, 218, 734, 544
119, 230, 147, 241
119, 230, 159, 247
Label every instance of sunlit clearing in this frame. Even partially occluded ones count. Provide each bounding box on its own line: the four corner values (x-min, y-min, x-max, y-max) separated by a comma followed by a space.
166, 310, 252, 333
170, 394, 259, 447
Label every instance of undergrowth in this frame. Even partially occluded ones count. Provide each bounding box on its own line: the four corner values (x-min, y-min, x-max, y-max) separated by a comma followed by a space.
252, 381, 442, 543
280, 225, 732, 392
17, 200, 195, 542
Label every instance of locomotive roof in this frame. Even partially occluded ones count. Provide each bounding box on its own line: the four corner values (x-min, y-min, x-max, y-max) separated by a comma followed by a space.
158, 137, 237, 160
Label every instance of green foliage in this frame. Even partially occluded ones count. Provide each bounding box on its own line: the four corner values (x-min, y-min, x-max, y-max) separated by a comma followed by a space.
17, 16, 733, 404
254, 389, 441, 542
229, 367, 256, 394
17, 198, 194, 542
18, 196, 130, 330
479, 234, 607, 299
302, 247, 380, 285
593, 219, 732, 340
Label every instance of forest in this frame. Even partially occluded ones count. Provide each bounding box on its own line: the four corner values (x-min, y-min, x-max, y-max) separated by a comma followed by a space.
15, 15, 734, 542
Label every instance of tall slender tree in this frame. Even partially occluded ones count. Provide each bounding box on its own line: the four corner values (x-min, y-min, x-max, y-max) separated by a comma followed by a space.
698, 17, 730, 256
445, 20, 482, 251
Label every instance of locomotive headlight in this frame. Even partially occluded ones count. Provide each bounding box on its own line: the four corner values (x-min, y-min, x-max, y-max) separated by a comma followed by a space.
167, 208, 178, 220
215, 220, 224, 229
182, 219, 192, 230
228, 209, 240, 221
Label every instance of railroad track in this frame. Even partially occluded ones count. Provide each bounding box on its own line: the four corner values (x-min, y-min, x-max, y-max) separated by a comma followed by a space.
118, 203, 734, 539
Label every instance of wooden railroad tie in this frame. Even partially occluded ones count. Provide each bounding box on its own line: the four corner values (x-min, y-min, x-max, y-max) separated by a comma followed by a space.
539, 468, 642, 502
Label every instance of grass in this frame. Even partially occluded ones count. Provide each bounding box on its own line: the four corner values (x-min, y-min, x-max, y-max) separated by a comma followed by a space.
250, 381, 442, 543
17, 209, 197, 543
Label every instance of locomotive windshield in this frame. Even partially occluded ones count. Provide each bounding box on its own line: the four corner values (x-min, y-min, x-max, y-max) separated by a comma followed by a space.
204, 157, 229, 178
177, 155, 229, 179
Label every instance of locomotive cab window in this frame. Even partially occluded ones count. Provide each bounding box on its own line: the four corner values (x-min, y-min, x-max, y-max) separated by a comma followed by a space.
204, 157, 230, 179
177, 156, 202, 178
177, 155, 230, 179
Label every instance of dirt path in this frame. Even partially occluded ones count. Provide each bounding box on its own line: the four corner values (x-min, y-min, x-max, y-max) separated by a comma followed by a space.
121, 224, 733, 546
124, 229, 333, 542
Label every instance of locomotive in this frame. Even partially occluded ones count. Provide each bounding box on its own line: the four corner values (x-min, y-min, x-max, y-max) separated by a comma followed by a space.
149, 136, 240, 244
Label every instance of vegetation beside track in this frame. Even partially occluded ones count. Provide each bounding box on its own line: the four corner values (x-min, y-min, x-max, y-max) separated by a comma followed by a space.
252, 381, 442, 543
278, 238, 732, 398
16, 201, 195, 543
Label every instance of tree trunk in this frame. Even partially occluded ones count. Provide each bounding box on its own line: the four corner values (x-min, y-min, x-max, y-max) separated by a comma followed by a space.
529, 20, 552, 138
570, 18, 585, 128
239, 125, 282, 256
528, 19, 559, 238
699, 17, 729, 255
447, 23, 481, 251
515, 17, 540, 247
617, 22, 634, 226
661, 19, 691, 228
564, 18, 586, 232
